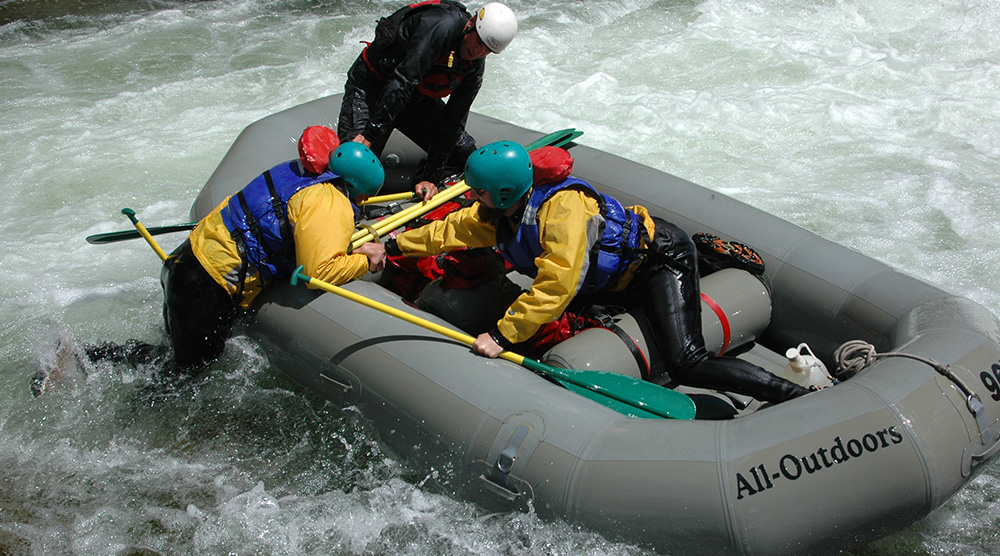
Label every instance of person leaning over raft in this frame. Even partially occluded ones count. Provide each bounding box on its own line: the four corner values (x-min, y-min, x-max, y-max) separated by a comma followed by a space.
89, 143, 388, 374
361, 143, 809, 403
339, 1, 517, 201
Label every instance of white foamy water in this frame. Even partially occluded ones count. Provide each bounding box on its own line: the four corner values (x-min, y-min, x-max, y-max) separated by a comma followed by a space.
2, 0, 999, 554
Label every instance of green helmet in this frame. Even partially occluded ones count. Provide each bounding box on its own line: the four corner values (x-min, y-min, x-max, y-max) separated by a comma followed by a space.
464, 140, 532, 209
329, 142, 385, 198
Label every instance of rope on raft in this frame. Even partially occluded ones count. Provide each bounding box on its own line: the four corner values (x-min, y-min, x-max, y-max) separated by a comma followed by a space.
834, 339, 978, 400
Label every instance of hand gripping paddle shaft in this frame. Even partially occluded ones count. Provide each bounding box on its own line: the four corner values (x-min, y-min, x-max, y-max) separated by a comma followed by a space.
290, 266, 696, 420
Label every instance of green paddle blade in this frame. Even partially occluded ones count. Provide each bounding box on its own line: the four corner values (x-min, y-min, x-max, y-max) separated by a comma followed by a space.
521, 358, 697, 420
556, 380, 666, 419
550, 130, 583, 148
86, 223, 197, 244
525, 129, 576, 152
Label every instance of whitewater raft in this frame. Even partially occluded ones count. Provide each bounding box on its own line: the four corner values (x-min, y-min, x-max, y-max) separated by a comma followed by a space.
190, 95, 1000, 555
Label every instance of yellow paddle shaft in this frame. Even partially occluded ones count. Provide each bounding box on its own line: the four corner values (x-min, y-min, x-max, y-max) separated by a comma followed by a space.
349, 130, 579, 248
350, 182, 470, 250
121, 208, 168, 262
359, 191, 416, 205
300, 271, 525, 367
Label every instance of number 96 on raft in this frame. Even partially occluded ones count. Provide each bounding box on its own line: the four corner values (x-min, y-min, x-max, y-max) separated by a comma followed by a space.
979, 362, 1000, 401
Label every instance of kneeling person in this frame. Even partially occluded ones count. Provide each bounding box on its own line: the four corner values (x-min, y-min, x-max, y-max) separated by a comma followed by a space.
362, 142, 807, 403
162, 142, 386, 371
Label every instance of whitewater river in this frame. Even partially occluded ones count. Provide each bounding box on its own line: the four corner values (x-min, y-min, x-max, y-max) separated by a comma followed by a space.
2, 0, 999, 554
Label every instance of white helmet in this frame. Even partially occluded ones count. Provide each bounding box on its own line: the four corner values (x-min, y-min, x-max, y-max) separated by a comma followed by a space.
475, 3, 517, 53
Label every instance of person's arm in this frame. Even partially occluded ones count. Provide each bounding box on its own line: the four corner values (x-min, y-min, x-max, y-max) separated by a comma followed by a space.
287, 184, 370, 286
487, 190, 600, 350
390, 203, 497, 257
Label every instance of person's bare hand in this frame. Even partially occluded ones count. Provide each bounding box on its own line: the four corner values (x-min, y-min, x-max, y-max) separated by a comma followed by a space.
354, 242, 387, 273
414, 180, 438, 201
472, 332, 504, 358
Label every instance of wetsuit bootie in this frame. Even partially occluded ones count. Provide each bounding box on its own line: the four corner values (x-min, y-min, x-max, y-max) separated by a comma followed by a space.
692, 232, 765, 276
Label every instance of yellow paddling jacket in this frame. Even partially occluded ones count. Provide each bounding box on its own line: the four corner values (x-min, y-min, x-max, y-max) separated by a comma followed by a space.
393, 188, 655, 345
190, 179, 369, 310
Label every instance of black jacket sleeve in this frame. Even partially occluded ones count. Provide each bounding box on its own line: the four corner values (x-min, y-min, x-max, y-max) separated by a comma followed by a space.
363, 6, 485, 183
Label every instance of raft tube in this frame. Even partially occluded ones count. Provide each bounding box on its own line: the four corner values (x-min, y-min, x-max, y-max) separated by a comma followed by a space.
191, 95, 1000, 556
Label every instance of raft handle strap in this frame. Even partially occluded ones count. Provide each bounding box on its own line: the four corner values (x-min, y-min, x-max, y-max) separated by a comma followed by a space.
357, 224, 380, 246
495, 424, 530, 487
835, 340, 996, 447
592, 312, 651, 381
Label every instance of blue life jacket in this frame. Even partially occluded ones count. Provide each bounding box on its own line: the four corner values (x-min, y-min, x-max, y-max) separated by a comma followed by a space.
496, 177, 646, 295
220, 160, 355, 284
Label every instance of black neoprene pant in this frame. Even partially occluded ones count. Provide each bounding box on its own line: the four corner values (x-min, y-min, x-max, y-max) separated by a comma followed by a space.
161, 240, 240, 370
636, 218, 807, 403
338, 62, 476, 176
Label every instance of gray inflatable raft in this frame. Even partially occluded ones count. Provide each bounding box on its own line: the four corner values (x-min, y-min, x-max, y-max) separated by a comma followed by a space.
191, 95, 1000, 556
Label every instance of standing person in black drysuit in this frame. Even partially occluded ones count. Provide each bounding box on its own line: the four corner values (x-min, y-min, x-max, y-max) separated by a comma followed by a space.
339, 1, 518, 201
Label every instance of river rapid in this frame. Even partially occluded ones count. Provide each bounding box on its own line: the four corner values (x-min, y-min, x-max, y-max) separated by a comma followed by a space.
2, 0, 999, 554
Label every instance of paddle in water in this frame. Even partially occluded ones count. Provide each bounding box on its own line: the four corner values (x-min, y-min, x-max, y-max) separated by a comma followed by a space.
290, 266, 696, 420
86, 222, 197, 244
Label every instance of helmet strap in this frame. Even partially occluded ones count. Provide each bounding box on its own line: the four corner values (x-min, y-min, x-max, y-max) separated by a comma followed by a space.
504, 195, 527, 218
333, 178, 351, 198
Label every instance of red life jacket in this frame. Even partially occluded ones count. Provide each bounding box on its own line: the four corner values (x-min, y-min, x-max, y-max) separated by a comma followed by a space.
415, 51, 473, 98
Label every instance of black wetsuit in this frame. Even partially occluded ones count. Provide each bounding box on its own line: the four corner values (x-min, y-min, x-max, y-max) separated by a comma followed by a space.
159, 240, 240, 369
85, 240, 239, 375
338, 0, 484, 185
634, 218, 807, 403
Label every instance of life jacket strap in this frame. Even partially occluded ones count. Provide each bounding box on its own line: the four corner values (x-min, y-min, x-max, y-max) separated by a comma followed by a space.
229, 230, 249, 305
264, 169, 296, 262
236, 190, 267, 265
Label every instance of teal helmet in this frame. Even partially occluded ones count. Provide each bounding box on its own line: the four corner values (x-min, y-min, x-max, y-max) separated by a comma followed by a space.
464, 140, 532, 209
329, 142, 385, 198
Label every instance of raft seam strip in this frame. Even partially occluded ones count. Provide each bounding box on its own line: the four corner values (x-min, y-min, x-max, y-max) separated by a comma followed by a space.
701, 292, 731, 354
559, 414, 627, 523
843, 381, 935, 512
715, 419, 747, 555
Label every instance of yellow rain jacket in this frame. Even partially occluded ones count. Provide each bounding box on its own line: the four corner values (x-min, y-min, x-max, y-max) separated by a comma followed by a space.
394, 189, 655, 345
190, 182, 369, 309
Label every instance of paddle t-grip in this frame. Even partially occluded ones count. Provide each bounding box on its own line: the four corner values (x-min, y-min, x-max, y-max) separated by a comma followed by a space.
290, 265, 306, 287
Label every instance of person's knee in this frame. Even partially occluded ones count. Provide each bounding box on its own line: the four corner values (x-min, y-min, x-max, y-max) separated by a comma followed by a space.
447, 135, 477, 169
665, 350, 710, 381
651, 218, 696, 259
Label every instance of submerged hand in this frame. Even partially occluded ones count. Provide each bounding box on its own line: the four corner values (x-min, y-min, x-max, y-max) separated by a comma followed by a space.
472, 332, 504, 358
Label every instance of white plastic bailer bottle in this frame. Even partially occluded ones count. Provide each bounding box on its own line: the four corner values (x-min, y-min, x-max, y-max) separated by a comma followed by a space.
783, 343, 834, 389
